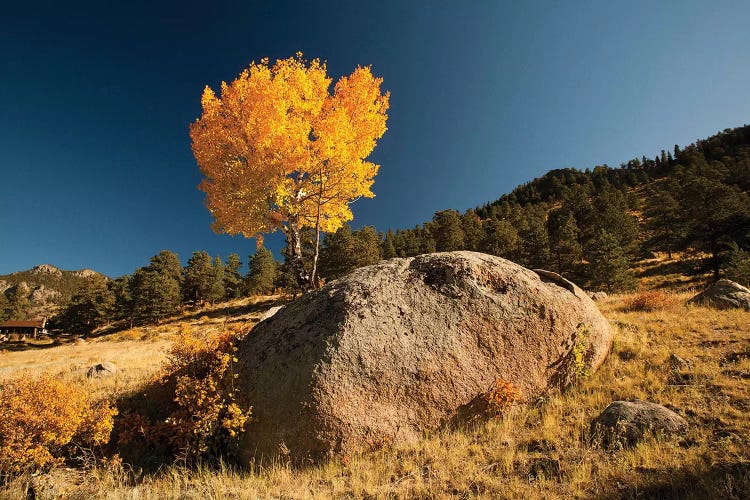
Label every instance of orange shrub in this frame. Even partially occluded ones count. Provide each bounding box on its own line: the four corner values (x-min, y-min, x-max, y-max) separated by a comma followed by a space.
624, 290, 678, 312
0, 373, 117, 475
484, 378, 521, 414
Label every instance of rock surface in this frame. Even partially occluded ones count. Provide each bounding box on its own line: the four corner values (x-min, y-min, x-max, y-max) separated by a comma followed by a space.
592, 399, 687, 445
30, 264, 63, 277
30, 284, 62, 304
236, 251, 614, 459
688, 279, 750, 311
86, 362, 117, 378
259, 305, 284, 322
72, 269, 100, 278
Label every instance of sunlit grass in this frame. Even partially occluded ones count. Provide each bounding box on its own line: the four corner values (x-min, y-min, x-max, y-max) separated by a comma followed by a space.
1, 291, 748, 498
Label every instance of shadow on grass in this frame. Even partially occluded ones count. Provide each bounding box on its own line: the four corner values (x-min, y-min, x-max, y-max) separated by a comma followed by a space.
595, 460, 750, 500
636, 259, 691, 278
166, 296, 289, 325
84, 296, 292, 341
0, 335, 80, 352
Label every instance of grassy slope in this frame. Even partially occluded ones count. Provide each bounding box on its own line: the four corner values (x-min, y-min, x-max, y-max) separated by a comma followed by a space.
1, 286, 748, 498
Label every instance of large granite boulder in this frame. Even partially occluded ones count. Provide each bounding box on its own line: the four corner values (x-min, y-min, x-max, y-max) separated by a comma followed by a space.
236, 251, 614, 459
689, 279, 750, 311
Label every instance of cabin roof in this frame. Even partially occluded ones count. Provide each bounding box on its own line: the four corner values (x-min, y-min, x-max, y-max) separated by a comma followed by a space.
0, 319, 46, 328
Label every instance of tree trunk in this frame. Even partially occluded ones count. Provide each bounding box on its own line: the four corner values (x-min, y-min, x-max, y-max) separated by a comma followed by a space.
712, 251, 720, 280
287, 220, 310, 288
310, 195, 323, 289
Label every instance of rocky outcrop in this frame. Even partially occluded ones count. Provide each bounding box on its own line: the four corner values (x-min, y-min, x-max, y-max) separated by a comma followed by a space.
72, 269, 100, 279
0, 264, 109, 318
236, 251, 614, 459
30, 264, 63, 277
688, 279, 750, 311
30, 285, 62, 304
592, 399, 687, 445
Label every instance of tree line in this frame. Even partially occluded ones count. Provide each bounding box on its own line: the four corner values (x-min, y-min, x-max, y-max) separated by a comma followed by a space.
292, 125, 750, 292
48, 125, 750, 333
51, 250, 280, 335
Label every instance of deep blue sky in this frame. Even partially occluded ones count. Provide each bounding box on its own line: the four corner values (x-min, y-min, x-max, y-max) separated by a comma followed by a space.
2, 1, 749, 277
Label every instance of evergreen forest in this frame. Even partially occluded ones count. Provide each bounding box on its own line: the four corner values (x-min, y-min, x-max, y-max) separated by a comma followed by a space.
7, 124, 748, 334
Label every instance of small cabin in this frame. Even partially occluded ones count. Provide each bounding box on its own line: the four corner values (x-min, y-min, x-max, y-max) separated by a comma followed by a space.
0, 318, 48, 339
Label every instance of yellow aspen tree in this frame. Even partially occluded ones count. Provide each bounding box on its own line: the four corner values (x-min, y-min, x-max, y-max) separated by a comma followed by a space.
190, 54, 389, 287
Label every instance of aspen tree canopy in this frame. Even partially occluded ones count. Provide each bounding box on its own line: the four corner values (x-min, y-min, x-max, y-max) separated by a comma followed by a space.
190, 54, 390, 286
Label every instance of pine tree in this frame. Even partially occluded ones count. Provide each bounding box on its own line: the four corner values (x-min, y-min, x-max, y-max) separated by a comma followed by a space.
6, 283, 32, 321
517, 206, 550, 269
319, 225, 356, 279
223, 253, 243, 300
432, 209, 465, 251
587, 229, 635, 292
561, 185, 596, 249
592, 188, 639, 253
382, 229, 397, 259
318, 225, 382, 280
481, 218, 519, 259
644, 183, 684, 258
245, 247, 277, 296
110, 275, 135, 327
548, 210, 583, 276
461, 210, 485, 251
419, 227, 437, 254
56, 276, 114, 336
351, 226, 382, 268
680, 177, 750, 278
0, 292, 10, 322
207, 256, 225, 304
723, 243, 750, 286
148, 250, 183, 286
395, 229, 421, 257
183, 251, 215, 304
131, 268, 180, 324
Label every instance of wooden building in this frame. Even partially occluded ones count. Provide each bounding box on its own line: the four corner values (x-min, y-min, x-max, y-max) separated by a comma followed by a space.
0, 318, 48, 339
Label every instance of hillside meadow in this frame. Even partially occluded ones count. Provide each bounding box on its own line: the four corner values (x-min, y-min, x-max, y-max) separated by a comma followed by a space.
0, 283, 748, 499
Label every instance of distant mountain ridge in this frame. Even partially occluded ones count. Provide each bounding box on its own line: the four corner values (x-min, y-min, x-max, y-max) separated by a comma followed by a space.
0, 264, 108, 318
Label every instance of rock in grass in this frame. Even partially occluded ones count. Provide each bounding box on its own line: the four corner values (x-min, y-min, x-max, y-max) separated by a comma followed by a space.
592, 399, 687, 446
587, 291, 608, 301
86, 361, 117, 378
236, 251, 614, 459
688, 279, 750, 311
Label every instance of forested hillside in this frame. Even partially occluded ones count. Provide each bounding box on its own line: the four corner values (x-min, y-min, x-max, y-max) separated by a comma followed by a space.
11, 125, 749, 336
311, 124, 750, 290
0, 265, 108, 321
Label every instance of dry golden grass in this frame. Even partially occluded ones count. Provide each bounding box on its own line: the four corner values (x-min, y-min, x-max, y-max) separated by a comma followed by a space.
622, 289, 681, 312
1, 292, 749, 499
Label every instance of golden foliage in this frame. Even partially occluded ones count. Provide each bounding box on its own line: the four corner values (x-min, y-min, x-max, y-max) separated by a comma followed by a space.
190, 54, 390, 244
567, 323, 593, 382
118, 324, 252, 462
0, 373, 117, 474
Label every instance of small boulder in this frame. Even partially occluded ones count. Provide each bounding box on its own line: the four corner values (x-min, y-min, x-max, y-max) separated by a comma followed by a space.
688, 279, 750, 311
87, 362, 117, 378
590, 291, 608, 301
668, 354, 692, 370
592, 399, 687, 446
